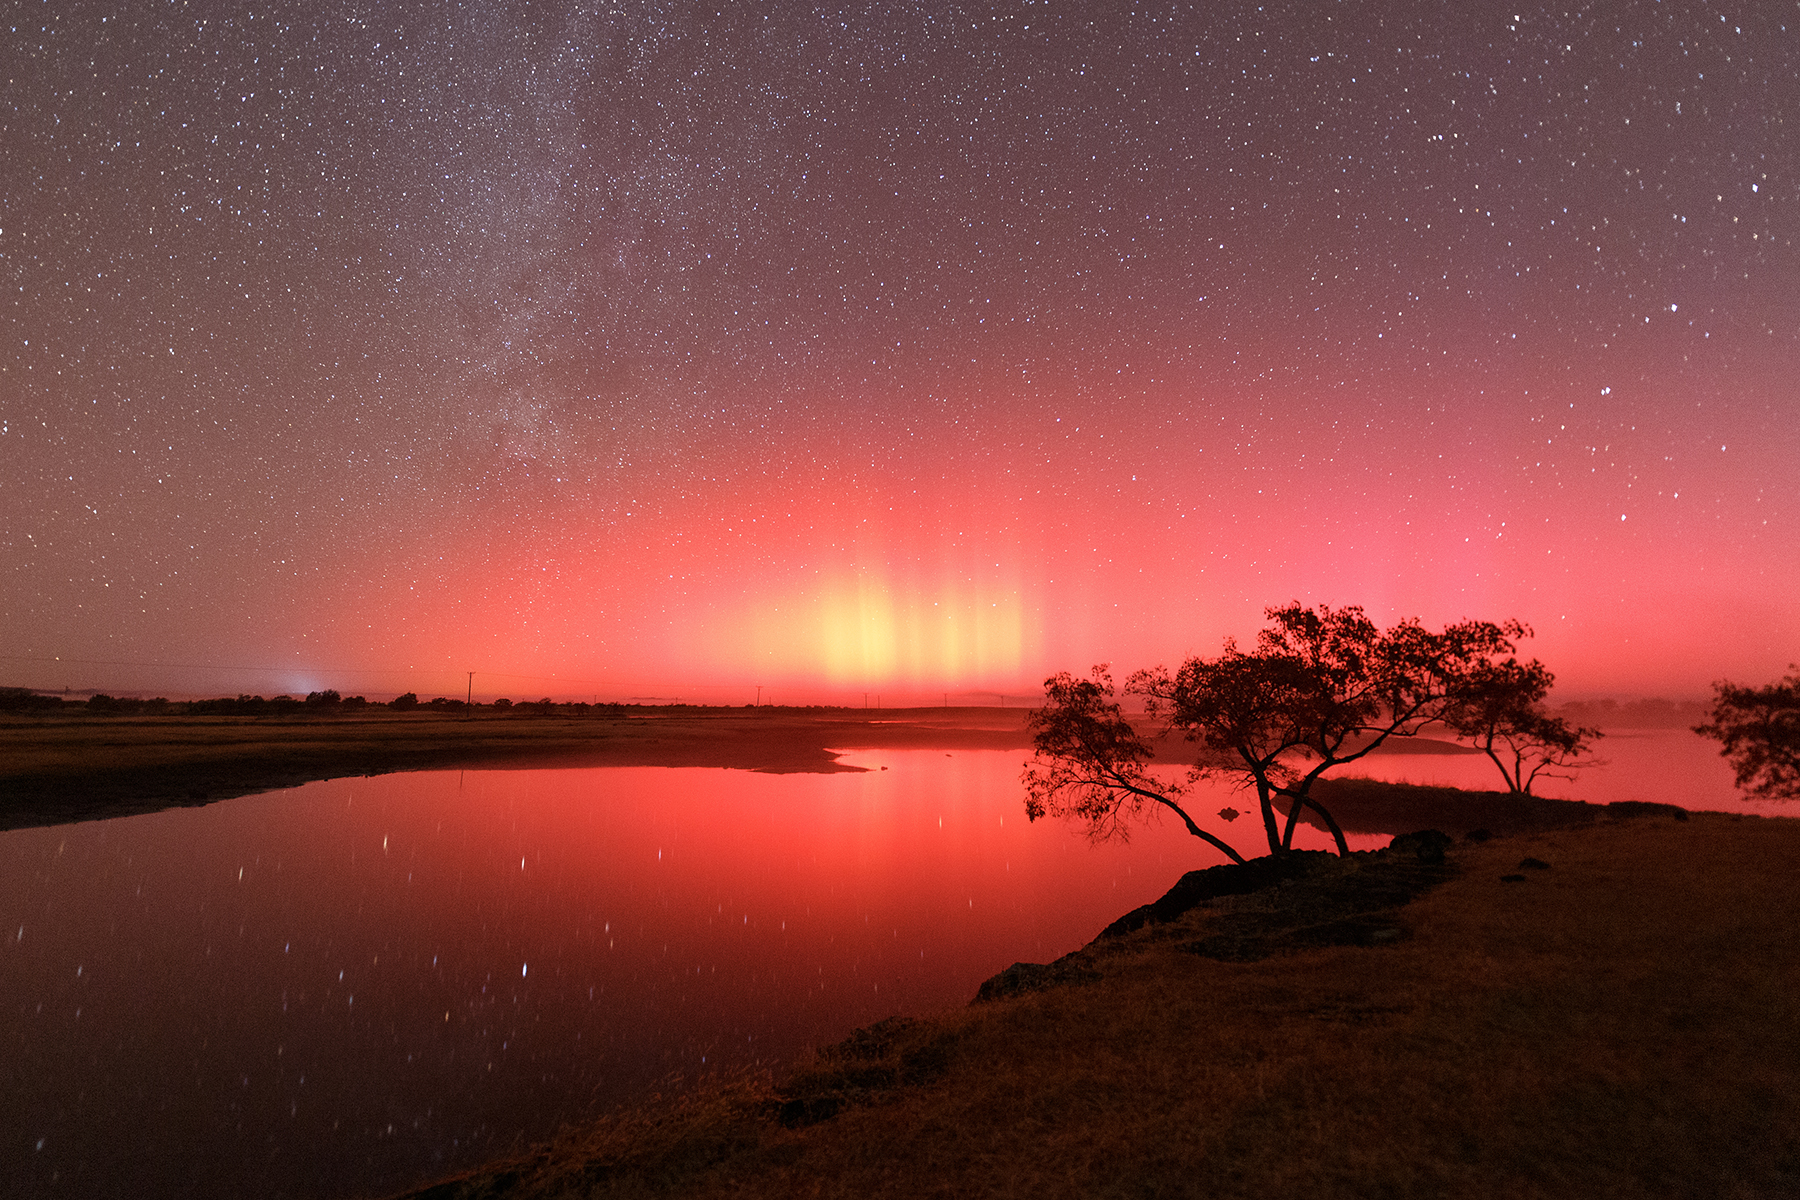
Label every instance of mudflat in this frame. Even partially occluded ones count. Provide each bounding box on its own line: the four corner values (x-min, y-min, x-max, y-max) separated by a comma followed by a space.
0, 708, 1035, 830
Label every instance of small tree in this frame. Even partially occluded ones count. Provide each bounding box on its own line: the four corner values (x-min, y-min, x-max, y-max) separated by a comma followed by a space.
1444, 658, 1602, 796
1023, 603, 1534, 861
1694, 667, 1800, 799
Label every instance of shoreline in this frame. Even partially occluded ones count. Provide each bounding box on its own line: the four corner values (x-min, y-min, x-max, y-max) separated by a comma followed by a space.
7, 711, 1778, 1197
385, 806, 1796, 1200
0, 707, 1038, 830
0, 708, 1503, 832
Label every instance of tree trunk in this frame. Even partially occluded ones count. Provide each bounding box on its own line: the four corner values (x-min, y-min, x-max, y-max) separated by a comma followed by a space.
1155, 795, 1248, 865
1275, 790, 1351, 857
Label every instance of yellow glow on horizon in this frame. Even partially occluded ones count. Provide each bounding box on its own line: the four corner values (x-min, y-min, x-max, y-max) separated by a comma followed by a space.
702, 568, 1034, 688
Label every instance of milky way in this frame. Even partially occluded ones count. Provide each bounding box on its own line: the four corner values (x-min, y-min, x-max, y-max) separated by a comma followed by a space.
4, 1, 1795, 702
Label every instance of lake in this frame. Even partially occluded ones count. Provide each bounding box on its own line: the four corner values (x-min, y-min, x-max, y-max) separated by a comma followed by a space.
0, 731, 1765, 1198
1339, 726, 1759, 812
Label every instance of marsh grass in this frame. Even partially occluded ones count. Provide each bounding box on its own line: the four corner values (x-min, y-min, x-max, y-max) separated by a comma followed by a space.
391, 811, 1800, 1199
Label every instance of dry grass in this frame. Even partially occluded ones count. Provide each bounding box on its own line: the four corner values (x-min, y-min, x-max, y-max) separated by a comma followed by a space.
389, 810, 1800, 1200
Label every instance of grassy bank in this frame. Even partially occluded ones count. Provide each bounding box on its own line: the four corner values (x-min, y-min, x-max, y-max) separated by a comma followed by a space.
387, 808, 1799, 1199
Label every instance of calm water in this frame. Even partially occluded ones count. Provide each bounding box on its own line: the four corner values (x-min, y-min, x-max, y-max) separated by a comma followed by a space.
1343, 726, 1759, 811
0, 734, 1765, 1199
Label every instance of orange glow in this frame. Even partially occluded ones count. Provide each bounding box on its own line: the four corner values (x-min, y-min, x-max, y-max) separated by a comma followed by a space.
705, 568, 1034, 688
231, 364, 1800, 708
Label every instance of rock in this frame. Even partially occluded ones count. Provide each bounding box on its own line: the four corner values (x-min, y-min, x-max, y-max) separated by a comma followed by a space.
1096, 851, 1338, 939
1186, 915, 1412, 961
1388, 829, 1453, 864
975, 962, 1056, 1001
974, 958, 1099, 1002
1605, 800, 1689, 822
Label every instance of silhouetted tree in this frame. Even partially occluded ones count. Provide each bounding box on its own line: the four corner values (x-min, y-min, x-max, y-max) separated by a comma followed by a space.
1024, 603, 1534, 860
189, 694, 275, 716
390, 692, 420, 711
0, 688, 62, 712
1023, 667, 1248, 865
304, 690, 342, 708
1694, 667, 1800, 799
1443, 657, 1602, 795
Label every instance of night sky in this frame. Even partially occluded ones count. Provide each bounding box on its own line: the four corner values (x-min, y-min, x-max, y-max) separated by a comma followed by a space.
5, 1, 1795, 704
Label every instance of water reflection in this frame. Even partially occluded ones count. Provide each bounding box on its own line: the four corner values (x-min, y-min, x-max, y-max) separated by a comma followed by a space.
0, 750, 1314, 1200
0, 736, 1764, 1199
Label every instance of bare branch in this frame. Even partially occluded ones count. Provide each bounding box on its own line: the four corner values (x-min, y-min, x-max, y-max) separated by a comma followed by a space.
1022, 667, 1248, 865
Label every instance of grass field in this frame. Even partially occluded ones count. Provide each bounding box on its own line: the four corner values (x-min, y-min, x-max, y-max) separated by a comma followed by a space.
388, 809, 1800, 1200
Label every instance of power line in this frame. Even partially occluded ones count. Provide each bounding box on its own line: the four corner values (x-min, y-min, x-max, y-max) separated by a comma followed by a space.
0, 653, 402, 676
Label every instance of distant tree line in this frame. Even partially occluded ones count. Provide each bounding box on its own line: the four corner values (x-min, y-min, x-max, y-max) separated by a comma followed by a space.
1556, 696, 1710, 729
0, 686, 635, 718
0, 687, 70, 714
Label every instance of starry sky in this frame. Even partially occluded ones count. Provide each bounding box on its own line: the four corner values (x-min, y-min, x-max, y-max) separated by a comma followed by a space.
4, 0, 1795, 704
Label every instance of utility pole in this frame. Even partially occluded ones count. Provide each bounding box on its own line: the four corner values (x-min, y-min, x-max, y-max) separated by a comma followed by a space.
755, 684, 763, 707
466, 671, 474, 719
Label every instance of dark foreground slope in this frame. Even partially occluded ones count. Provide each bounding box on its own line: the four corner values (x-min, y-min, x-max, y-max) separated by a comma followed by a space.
385, 806, 1799, 1200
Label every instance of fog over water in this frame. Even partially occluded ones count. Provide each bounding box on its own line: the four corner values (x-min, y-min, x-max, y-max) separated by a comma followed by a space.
0, 735, 1768, 1199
